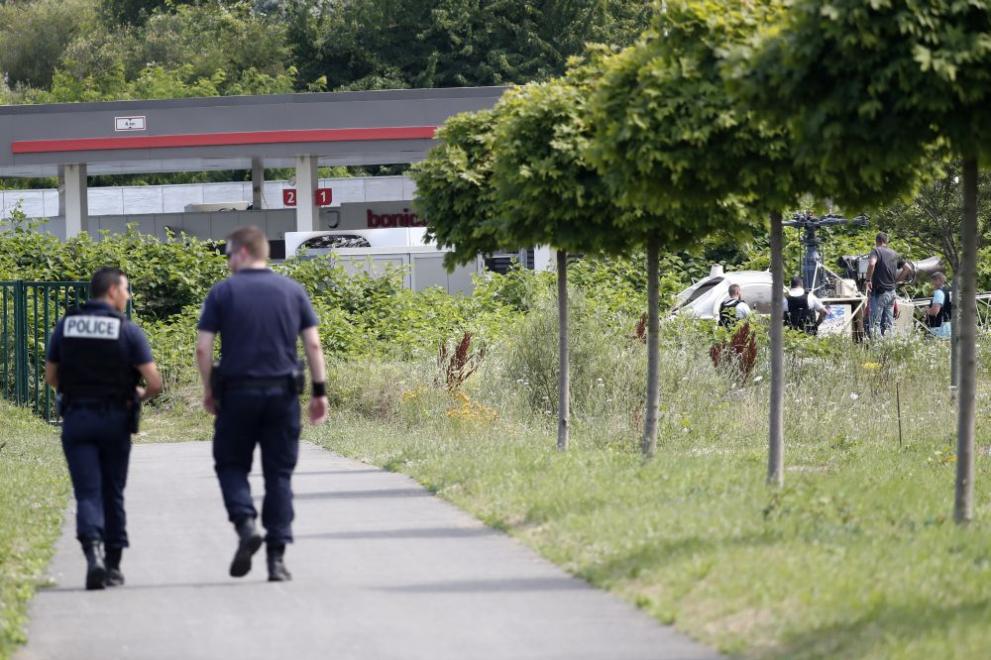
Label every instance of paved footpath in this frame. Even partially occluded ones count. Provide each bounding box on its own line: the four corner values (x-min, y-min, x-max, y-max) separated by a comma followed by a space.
18, 442, 719, 660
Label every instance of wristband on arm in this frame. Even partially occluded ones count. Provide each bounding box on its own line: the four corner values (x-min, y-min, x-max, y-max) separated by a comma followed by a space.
311, 382, 326, 398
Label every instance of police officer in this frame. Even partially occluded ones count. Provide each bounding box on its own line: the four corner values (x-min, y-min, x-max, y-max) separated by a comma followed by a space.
926, 271, 953, 339
718, 283, 751, 327
44, 267, 162, 590
195, 226, 328, 582
784, 276, 829, 335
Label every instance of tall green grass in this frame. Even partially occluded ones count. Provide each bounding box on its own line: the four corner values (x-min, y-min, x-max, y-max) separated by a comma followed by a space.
308, 309, 991, 658
0, 403, 68, 660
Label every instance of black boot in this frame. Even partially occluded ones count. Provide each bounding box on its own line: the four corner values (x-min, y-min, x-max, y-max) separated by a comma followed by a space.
266, 543, 292, 582
229, 517, 263, 578
82, 540, 107, 591
105, 546, 125, 587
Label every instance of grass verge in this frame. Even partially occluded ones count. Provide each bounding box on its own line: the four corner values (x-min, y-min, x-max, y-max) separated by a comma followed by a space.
0, 402, 68, 660
305, 372, 991, 659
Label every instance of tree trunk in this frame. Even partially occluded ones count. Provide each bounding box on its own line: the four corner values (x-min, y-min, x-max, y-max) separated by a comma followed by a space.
954, 158, 979, 523
557, 249, 569, 452
768, 211, 784, 486
642, 235, 660, 458
951, 274, 960, 391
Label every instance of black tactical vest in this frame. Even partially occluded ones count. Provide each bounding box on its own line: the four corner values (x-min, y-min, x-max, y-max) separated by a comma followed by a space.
785, 292, 818, 335
926, 287, 952, 328
58, 304, 138, 403
718, 299, 742, 327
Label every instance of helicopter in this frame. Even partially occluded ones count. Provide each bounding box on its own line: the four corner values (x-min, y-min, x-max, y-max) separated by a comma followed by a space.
670, 211, 942, 338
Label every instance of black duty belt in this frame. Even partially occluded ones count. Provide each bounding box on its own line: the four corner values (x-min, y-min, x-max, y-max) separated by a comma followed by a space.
224, 377, 292, 391
64, 399, 128, 411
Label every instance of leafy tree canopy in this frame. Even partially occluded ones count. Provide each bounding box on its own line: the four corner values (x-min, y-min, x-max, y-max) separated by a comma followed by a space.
410, 109, 511, 267
740, 0, 991, 209
586, 0, 797, 248
875, 159, 991, 275
489, 70, 631, 255
0, 0, 97, 89
100, 0, 196, 26
286, 0, 653, 91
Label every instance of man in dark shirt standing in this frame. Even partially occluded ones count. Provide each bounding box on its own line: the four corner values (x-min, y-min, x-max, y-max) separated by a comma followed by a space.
865, 232, 911, 338
196, 226, 328, 582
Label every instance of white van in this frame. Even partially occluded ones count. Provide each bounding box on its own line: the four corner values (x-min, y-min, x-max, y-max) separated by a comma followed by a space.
284, 230, 480, 295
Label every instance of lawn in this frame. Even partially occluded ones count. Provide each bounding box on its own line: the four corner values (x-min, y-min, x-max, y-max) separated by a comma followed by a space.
0, 403, 68, 660
306, 335, 991, 659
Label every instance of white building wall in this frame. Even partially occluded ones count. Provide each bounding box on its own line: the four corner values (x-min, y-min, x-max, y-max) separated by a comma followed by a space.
0, 176, 415, 219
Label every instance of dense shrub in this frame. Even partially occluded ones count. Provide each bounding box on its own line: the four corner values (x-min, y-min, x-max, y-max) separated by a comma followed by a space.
0, 216, 227, 321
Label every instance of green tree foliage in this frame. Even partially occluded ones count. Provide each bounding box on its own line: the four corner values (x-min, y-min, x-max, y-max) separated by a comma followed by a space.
490, 73, 630, 254
587, 1, 800, 230
100, 0, 197, 26
0, 0, 97, 89
285, 0, 652, 91
489, 71, 639, 451
876, 160, 991, 275
738, 0, 974, 209
586, 1, 804, 461
2, 0, 650, 103
1, 1, 298, 103
410, 109, 511, 267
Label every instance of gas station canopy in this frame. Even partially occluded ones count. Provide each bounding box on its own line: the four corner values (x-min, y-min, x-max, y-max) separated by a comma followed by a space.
0, 86, 506, 178
0, 86, 506, 237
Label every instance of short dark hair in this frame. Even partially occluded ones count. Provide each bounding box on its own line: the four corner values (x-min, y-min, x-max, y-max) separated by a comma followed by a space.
791, 276, 804, 288
931, 271, 946, 281
728, 283, 741, 297
876, 232, 889, 245
90, 267, 125, 298
226, 226, 269, 260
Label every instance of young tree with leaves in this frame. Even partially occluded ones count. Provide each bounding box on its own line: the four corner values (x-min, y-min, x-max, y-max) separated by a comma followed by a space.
489, 75, 631, 450
586, 1, 802, 467
743, 0, 991, 522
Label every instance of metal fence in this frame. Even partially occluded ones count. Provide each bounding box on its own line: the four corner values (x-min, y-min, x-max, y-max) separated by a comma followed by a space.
1, 281, 89, 421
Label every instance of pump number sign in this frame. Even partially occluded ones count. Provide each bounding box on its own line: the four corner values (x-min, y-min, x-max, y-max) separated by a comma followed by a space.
282, 188, 332, 207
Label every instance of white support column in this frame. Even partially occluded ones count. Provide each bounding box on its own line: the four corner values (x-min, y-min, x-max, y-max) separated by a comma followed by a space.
64, 163, 88, 239
251, 157, 265, 210
57, 166, 66, 217
294, 155, 319, 232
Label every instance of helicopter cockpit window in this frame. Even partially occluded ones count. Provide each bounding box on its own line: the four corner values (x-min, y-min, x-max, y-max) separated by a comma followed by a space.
672, 277, 724, 310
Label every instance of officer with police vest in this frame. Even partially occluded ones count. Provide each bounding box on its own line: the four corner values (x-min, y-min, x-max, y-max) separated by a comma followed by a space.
196, 226, 328, 582
784, 276, 829, 335
44, 267, 162, 590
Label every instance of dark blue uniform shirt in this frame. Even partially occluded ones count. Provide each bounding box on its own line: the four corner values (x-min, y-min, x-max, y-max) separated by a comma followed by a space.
197, 268, 318, 379
47, 301, 153, 365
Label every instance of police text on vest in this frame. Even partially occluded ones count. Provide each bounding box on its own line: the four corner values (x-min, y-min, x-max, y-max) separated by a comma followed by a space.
64, 316, 121, 340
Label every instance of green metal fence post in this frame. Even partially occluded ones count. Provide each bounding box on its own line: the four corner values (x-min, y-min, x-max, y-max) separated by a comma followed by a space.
13, 281, 28, 405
